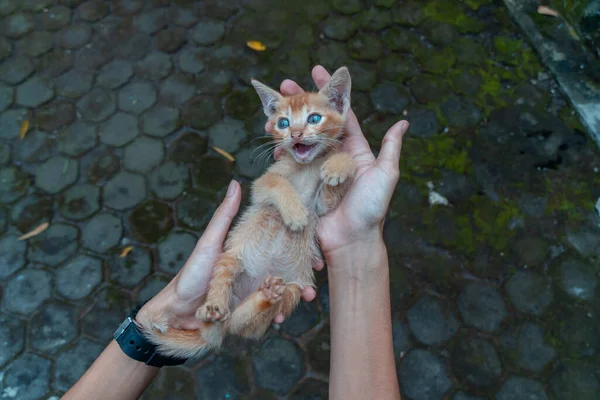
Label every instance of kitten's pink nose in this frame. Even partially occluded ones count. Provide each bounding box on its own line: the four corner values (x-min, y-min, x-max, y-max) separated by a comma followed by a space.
291, 131, 303, 141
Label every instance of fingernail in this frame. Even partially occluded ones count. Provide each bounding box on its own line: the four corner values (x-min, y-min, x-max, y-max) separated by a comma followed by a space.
400, 121, 409, 134
226, 180, 237, 197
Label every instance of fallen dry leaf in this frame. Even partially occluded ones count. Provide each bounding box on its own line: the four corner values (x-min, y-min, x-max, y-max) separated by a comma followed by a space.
246, 40, 267, 51
537, 5, 560, 17
18, 222, 49, 240
120, 246, 134, 258
19, 120, 29, 140
212, 146, 236, 162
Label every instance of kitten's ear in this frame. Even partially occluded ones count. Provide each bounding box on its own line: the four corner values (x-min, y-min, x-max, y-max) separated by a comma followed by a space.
319, 66, 351, 115
251, 79, 283, 117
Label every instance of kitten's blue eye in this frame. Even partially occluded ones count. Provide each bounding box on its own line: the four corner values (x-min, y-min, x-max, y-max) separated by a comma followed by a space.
307, 114, 322, 124
277, 118, 290, 129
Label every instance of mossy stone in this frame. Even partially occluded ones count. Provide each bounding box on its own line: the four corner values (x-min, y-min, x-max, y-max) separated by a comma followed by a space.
182, 96, 223, 130
375, 0, 397, 8
193, 155, 234, 192
277, 49, 311, 77
87, 151, 119, 183
363, 114, 400, 146
130, 200, 173, 243
169, 132, 208, 165
351, 91, 374, 122
293, 24, 315, 47
449, 68, 482, 96
493, 36, 524, 66
226, 89, 257, 120
323, 15, 358, 41
415, 47, 456, 74
392, 1, 426, 26
312, 41, 348, 71
421, 20, 460, 46
349, 35, 383, 61
383, 27, 421, 52
452, 38, 488, 66
462, 0, 493, 10
332, 0, 363, 15
410, 75, 452, 104
379, 54, 419, 83
422, 1, 484, 33
346, 61, 377, 91
177, 189, 216, 231
359, 7, 393, 31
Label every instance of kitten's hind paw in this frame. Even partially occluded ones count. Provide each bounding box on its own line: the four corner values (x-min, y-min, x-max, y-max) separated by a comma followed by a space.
260, 276, 285, 304
197, 303, 229, 322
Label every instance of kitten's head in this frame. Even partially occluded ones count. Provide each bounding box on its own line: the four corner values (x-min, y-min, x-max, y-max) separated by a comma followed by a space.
251, 67, 351, 164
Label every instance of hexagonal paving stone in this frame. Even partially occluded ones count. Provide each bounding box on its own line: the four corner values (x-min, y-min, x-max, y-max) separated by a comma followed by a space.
192, 154, 234, 191
135, 52, 173, 80
0, 166, 30, 204
97, 59, 134, 89
35, 156, 78, 194
118, 82, 157, 114
2, 12, 35, 38
19, 31, 53, 57
0, 37, 11, 61
59, 184, 100, 220
34, 100, 75, 132
169, 132, 208, 164
177, 189, 216, 231
150, 161, 188, 200
159, 74, 196, 105
0, 84, 13, 112
134, 8, 167, 34
138, 275, 170, 303
0, 142, 10, 165
370, 84, 410, 114
0, 55, 34, 84
289, 378, 328, 400
27, 223, 78, 266
111, 246, 151, 287
0, 234, 27, 279
281, 301, 320, 337
86, 150, 120, 183
2, 268, 52, 314
550, 360, 600, 400
168, 6, 198, 27
40, 5, 72, 31
453, 337, 502, 387
115, 32, 151, 61
142, 106, 180, 137
57, 121, 97, 156
192, 20, 225, 45
196, 355, 250, 399
253, 337, 304, 394
182, 95, 223, 130
0, 313, 25, 368
142, 366, 197, 399
59, 23, 93, 49
323, 15, 358, 41
400, 349, 453, 400
103, 172, 147, 210
13, 129, 53, 163
516, 322, 555, 372
178, 46, 206, 74
0, 353, 51, 400
156, 27, 186, 53
497, 376, 549, 400
556, 306, 600, 357
30, 301, 77, 354
124, 137, 164, 173
453, 392, 486, 400
0, 0, 18, 16
441, 97, 482, 129
100, 112, 139, 147
10, 194, 53, 233
158, 231, 197, 274
77, 88, 116, 122
197, 70, 232, 95
406, 106, 440, 138
457, 283, 507, 333
407, 295, 459, 346
39, 49, 74, 78
235, 147, 270, 179
78, 0, 109, 21
83, 286, 133, 341
0, 108, 28, 139
225, 90, 257, 121
55, 70, 94, 98
82, 212, 122, 253
55, 338, 104, 392
504, 270, 553, 315
130, 200, 173, 243
559, 258, 597, 301
56, 255, 103, 300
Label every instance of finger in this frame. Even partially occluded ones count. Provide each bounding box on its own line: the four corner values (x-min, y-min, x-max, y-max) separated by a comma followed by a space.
264, 120, 273, 133
280, 79, 304, 96
197, 180, 242, 248
311, 65, 331, 90
312, 258, 324, 271
376, 121, 409, 170
273, 314, 284, 324
302, 286, 316, 302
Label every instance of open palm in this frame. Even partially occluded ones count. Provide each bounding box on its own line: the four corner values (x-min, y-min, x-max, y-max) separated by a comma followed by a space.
274, 66, 408, 256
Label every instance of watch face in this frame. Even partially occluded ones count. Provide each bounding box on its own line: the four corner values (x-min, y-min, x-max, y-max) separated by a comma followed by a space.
113, 317, 133, 340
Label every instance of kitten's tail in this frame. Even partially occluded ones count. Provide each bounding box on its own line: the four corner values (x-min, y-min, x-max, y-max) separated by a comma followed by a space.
136, 312, 223, 360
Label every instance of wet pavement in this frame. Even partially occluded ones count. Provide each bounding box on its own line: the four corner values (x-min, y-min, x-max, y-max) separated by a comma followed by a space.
1, 0, 600, 399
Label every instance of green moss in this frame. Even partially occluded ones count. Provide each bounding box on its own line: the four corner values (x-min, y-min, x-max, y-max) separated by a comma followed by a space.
559, 106, 585, 132
545, 176, 594, 221
423, 1, 484, 33
401, 135, 472, 181
415, 46, 456, 75
493, 36, 524, 65
462, 0, 493, 10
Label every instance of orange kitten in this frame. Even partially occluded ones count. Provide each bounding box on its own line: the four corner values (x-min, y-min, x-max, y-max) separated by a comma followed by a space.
138, 67, 356, 358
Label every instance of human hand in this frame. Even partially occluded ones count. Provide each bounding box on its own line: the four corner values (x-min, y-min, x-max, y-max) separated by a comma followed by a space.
268, 66, 408, 259
137, 181, 318, 328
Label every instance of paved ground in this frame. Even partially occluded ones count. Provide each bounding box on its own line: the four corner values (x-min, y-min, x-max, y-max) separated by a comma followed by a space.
1, 0, 599, 399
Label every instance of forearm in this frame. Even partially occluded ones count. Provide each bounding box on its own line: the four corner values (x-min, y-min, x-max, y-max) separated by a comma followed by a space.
63, 340, 159, 400
326, 233, 400, 400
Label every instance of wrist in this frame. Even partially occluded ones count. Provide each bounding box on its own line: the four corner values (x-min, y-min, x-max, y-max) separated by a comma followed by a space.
324, 230, 388, 281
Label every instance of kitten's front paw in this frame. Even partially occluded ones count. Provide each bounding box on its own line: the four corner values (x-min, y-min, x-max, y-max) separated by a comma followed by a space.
197, 302, 229, 322
260, 276, 285, 304
321, 154, 356, 187
281, 203, 309, 231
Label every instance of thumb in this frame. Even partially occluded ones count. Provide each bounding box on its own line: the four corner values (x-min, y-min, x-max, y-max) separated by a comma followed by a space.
198, 180, 242, 248
376, 120, 408, 172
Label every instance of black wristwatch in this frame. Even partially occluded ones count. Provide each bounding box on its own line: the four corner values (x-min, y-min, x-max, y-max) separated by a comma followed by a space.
112, 303, 187, 367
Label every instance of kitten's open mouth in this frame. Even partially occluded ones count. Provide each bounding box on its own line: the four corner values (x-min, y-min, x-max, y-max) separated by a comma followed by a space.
292, 143, 317, 160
